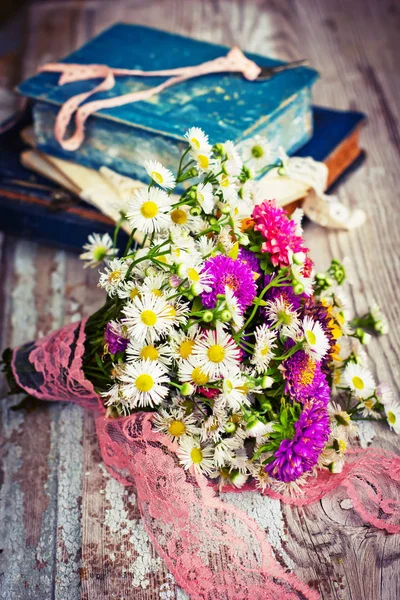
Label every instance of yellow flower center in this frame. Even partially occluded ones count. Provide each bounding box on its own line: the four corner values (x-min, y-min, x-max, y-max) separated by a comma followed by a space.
151, 171, 164, 185
130, 288, 140, 299
109, 270, 122, 283
191, 137, 201, 149
167, 305, 176, 318
198, 154, 209, 170
388, 411, 396, 425
352, 376, 364, 390
197, 192, 204, 203
260, 345, 269, 356
338, 439, 347, 454
171, 208, 188, 225
364, 399, 374, 410
190, 447, 203, 464
168, 420, 186, 437
135, 374, 154, 392
225, 380, 233, 392
191, 367, 209, 386
305, 329, 317, 345
179, 339, 195, 359
141, 201, 159, 219
152, 289, 163, 297
141, 310, 157, 327
187, 268, 200, 283
140, 345, 159, 361
299, 358, 316, 387
157, 255, 168, 264
220, 174, 230, 187
207, 344, 226, 363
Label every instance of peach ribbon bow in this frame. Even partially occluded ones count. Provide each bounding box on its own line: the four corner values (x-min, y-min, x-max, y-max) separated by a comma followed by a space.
39, 47, 261, 151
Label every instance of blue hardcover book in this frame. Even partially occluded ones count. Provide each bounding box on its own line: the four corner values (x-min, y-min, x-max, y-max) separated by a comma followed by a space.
0, 106, 365, 253
17, 23, 319, 182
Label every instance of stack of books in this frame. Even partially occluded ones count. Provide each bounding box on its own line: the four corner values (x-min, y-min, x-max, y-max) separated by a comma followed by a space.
0, 24, 365, 252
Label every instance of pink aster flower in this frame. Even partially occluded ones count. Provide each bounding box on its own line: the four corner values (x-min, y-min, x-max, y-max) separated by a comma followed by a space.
252, 200, 308, 268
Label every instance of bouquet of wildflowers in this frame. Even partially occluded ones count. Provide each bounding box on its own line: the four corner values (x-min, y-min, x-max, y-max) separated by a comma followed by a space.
3, 128, 399, 600
79, 127, 395, 488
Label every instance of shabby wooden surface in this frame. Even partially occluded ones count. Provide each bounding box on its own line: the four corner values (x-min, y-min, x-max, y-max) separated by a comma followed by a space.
0, 1, 399, 598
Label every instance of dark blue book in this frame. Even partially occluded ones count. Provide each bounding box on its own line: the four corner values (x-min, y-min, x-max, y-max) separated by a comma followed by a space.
0, 106, 365, 253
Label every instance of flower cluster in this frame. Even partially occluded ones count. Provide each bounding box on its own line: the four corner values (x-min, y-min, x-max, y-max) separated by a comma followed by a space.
80, 128, 395, 493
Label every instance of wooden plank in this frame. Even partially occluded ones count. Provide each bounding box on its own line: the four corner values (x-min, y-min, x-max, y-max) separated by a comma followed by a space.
0, 0, 399, 599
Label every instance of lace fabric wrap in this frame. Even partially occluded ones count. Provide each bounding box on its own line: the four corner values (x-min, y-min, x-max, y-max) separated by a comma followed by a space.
11, 321, 400, 599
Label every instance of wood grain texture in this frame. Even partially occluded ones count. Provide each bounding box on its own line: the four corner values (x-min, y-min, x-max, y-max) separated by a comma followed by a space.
0, 1, 399, 599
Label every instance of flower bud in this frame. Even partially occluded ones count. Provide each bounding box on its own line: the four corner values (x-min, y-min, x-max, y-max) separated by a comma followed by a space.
190, 206, 201, 216
224, 422, 237, 434
181, 383, 195, 396
293, 282, 304, 295
202, 311, 214, 323
219, 309, 232, 322
293, 252, 306, 265
190, 283, 202, 297
261, 376, 274, 389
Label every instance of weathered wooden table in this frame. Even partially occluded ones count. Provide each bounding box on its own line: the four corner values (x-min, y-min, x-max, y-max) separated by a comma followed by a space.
1, 1, 399, 598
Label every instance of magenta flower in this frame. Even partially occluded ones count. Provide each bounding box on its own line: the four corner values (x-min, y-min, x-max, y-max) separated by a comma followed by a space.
105, 321, 129, 354
252, 200, 308, 268
201, 255, 257, 310
265, 399, 330, 482
282, 350, 330, 405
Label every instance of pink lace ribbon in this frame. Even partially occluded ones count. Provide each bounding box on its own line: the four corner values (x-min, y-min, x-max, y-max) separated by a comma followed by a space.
11, 321, 400, 599
38, 47, 261, 152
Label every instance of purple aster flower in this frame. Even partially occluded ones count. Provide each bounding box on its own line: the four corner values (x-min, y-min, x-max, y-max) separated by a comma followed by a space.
282, 350, 330, 405
105, 321, 129, 354
201, 255, 257, 310
265, 399, 330, 482
238, 248, 261, 276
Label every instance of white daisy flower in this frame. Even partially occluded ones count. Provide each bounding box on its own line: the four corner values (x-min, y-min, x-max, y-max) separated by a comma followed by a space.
118, 360, 169, 408
223, 287, 244, 330
359, 397, 380, 419
170, 325, 201, 362
217, 367, 249, 411
328, 401, 357, 437
127, 187, 172, 234
126, 339, 172, 368
265, 297, 301, 339
192, 325, 241, 379
80, 233, 117, 268
177, 261, 212, 296
196, 182, 215, 214
239, 180, 256, 205
98, 258, 128, 296
122, 292, 186, 343
178, 358, 211, 388
302, 316, 330, 360
153, 408, 199, 441
170, 204, 204, 233
143, 159, 176, 190
251, 325, 278, 374
343, 363, 376, 399
376, 382, 394, 406
370, 303, 389, 335
228, 471, 248, 489
196, 236, 216, 258
217, 172, 239, 203
200, 413, 228, 443
101, 383, 129, 414
213, 436, 243, 468
384, 401, 400, 434
241, 135, 272, 172
140, 273, 169, 298
116, 279, 142, 301
184, 127, 212, 153
176, 437, 215, 475
223, 140, 243, 176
